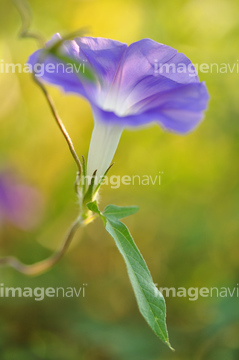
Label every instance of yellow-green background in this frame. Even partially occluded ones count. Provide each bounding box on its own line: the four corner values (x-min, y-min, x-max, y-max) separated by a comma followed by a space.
0, 0, 239, 359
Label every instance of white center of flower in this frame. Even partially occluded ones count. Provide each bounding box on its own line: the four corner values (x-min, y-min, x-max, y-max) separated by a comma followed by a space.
98, 86, 131, 117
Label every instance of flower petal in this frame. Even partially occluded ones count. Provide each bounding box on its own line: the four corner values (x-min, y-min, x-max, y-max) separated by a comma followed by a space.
28, 35, 209, 133
27, 36, 127, 105
91, 81, 209, 134
111, 39, 201, 113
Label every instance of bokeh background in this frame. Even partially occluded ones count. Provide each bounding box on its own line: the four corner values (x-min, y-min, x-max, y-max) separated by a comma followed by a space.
0, 0, 239, 359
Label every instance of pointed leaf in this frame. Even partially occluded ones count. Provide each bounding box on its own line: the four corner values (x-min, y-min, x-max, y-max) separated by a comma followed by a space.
87, 201, 106, 225
103, 212, 172, 349
83, 170, 97, 204
103, 204, 139, 220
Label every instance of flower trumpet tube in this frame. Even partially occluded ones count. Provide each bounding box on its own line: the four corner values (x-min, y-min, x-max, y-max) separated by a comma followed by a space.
87, 116, 124, 181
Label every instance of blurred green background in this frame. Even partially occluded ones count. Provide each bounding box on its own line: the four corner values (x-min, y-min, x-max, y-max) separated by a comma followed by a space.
0, 0, 239, 359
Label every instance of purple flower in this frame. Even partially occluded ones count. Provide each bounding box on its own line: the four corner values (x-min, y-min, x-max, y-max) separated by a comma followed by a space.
0, 171, 43, 230
28, 34, 209, 180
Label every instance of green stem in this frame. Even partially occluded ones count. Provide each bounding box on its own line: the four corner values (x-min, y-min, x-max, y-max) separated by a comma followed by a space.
33, 75, 82, 175
0, 214, 97, 276
12, 0, 82, 174
12, 0, 45, 47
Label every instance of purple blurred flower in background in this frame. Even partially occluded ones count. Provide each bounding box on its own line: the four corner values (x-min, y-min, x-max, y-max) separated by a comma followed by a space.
28, 34, 209, 180
0, 170, 43, 230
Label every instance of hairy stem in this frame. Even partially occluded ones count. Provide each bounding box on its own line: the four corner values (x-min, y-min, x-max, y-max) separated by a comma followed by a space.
12, 0, 45, 47
12, 0, 82, 174
0, 0, 88, 276
0, 215, 96, 276
33, 75, 82, 174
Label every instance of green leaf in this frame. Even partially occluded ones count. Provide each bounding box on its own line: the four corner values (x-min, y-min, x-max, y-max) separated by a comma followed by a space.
87, 200, 101, 215
103, 204, 139, 220
93, 163, 115, 195
87, 201, 106, 225
83, 170, 97, 204
86, 202, 172, 348
95, 205, 172, 349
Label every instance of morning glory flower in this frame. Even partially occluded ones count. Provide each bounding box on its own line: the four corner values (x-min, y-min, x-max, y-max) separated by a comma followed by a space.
0, 170, 43, 230
28, 34, 209, 182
